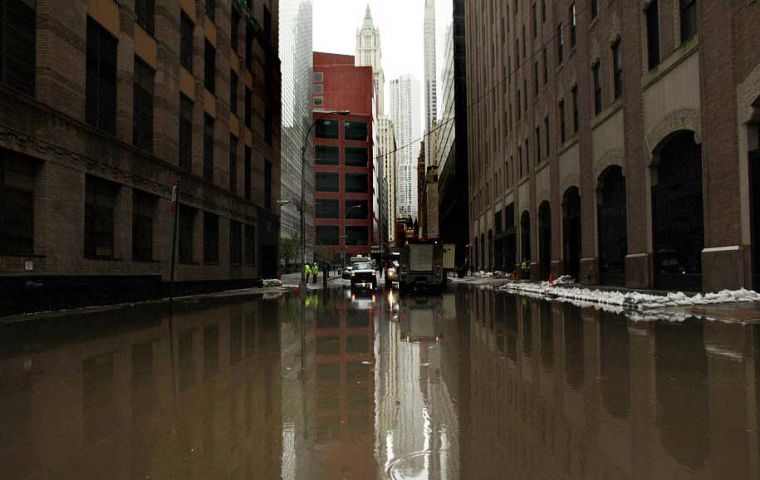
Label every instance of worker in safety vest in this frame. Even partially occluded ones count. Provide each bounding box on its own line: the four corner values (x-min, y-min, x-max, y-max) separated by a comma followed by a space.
311, 263, 319, 283
304, 263, 312, 283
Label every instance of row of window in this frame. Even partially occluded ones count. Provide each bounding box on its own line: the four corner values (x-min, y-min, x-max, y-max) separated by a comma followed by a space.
315, 200, 369, 219
315, 173, 369, 193
315, 226, 370, 246
315, 146, 370, 167
315, 119, 369, 141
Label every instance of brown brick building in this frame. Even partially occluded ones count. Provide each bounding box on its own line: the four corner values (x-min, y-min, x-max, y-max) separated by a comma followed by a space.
0, 0, 282, 307
465, 0, 760, 291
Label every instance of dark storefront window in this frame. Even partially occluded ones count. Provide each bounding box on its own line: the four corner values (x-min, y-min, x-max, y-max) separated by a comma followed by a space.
316, 146, 339, 165
244, 224, 255, 266
179, 205, 197, 264
135, 0, 154, 35
0, 0, 36, 95
132, 190, 155, 261
230, 220, 242, 265
133, 57, 154, 153
203, 212, 219, 264
344, 121, 368, 141
316, 199, 340, 219
86, 17, 118, 134
316, 172, 339, 192
345, 226, 369, 246
179, 94, 193, 171
315, 119, 339, 139
84, 176, 119, 258
345, 174, 368, 193
345, 200, 368, 219
316, 226, 339, 245
180, 12, 193, 72
345, 147, 369, 167
0, 154, 35, 255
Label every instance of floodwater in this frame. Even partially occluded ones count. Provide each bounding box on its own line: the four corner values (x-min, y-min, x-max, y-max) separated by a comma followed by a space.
1, 286, 759, 479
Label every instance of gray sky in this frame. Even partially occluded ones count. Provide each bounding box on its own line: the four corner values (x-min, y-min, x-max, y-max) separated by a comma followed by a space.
312, 0, 453, 115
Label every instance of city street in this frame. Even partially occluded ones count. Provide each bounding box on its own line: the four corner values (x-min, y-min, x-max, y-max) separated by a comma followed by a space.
1, 284, 758, 479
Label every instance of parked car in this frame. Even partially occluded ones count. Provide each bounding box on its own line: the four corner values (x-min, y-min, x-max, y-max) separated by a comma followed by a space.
342, 265, 353, 280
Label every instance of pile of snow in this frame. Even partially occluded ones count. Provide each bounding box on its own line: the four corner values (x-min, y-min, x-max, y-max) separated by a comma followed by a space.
262, 279, 283, 287
499, 281, 760, 311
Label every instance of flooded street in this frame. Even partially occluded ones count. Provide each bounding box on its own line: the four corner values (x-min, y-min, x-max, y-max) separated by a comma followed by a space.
1, 287, 759, 479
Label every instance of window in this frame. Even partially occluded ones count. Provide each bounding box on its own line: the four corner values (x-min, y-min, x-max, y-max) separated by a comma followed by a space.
592, 62, 602, 115
680, 0, 697, 44
244, 224, 255, 265
612, 41, 622, 99
345, 200, 368, 219
315, 119, 339, 139
264, 159, 272, 209
533, 61, 539, 95
203, 212, 219, 264
314, 72, 324, 82
314, 97, 324, 106
179, 94, 193, 171
571, 85, 579, 132
541, 0, 546, 22
229, 220, 242, 265
516, 88, 521, 119
205, 0, 215, 21
344, 121, 368, 141
0, 153, 35, 255
559, 99, 566, 143
132, 190, 155, 261
203, 114, 214, 181
135, 0, 154, 35
231, 5, 240, 51
84, 176, 118, 258
204, 40, 215, 93
569, 3, 576, 48
229, 135, 237, 193
316, 226, 339, 245
535, 127, 541, 164
245, 24, 253, 70
244, 87, 252, 127
180, 12, 193, 72
0, 0, 35, 95
345, 147, 369, 167
646, 1, 660, 70
244, 146, 252, 200
230, 71, 238, 115
316, 146, 339, 165
591, 0, 598, 19
345, 226, 369, 246
315, 172, 339, 192
178, 205, 196, 264
345, 174, 368, 193
532, 2, 537, 37
544, 116, 550, 158
314, 84, 324, 94
542, 48, 548, 84
86, 18, 118, 134
133, 57, 154, 153
316, 200, 340, 218
265, 103, 273, 145
556, 23, 564, 64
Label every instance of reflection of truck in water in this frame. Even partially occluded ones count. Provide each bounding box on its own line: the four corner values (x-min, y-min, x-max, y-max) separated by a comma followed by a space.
399, 239, 444, 293
399, 296, 443, 342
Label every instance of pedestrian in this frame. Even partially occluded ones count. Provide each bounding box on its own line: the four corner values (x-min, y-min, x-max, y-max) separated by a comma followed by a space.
304, 263, 312, 283
312, 263, 319, 284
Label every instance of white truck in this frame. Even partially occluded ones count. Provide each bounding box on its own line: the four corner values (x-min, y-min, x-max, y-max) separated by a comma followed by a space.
399, 240, 444, 293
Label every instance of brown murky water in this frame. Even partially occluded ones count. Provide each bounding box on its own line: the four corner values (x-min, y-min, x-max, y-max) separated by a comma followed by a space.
1, 287, 758, 479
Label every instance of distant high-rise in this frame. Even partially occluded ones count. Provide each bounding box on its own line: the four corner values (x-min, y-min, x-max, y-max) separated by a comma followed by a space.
356, 5, 385, 115
390, 75, 422, 221
377, 116, 397, 243
423, 0, 437, 168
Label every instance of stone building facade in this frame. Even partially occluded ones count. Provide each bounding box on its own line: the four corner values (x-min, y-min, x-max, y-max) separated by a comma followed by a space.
0, 0, 282, 305
465, 0, 760, 291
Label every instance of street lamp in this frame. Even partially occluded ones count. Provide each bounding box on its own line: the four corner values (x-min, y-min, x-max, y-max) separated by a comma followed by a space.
299, 110, 350, 288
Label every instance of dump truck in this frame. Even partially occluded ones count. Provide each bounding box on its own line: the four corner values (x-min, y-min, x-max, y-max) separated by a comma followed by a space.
398, 239, 444, 293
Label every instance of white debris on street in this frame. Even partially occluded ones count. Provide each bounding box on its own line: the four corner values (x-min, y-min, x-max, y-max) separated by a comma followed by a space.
262, 279, 284, 287
499, 280, 760, 311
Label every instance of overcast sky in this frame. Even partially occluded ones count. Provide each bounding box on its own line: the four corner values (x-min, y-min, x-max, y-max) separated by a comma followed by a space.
312, 0, 453, 114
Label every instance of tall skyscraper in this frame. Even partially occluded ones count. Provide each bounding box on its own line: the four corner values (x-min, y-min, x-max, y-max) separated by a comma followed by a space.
280, 0, 314, 262
355, 5, 385, 115
390, 75, 422, 221
423, 0, 438, 168
377, 116, 397, 243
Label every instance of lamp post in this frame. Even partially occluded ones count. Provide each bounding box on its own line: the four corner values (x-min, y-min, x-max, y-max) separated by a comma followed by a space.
300, 110, 350, 289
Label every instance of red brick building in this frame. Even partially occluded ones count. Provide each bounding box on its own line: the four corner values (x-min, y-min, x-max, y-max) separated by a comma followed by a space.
312, 52, 378, 262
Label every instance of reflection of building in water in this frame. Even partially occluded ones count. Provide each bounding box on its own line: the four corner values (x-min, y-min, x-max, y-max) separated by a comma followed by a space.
375, 295, 460, 478
462, 288, 760, 480
0, 301, 282, 479
312, 293, 376, 479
